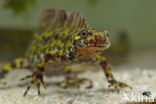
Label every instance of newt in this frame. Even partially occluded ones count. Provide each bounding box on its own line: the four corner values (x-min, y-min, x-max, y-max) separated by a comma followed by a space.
0, 9, 131, 96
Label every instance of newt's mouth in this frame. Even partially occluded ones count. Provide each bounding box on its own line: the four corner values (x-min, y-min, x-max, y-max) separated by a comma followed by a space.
87, 38, 111, 49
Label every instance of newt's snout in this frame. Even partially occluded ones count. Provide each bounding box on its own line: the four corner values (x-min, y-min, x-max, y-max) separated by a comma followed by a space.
87, 31, 111, 49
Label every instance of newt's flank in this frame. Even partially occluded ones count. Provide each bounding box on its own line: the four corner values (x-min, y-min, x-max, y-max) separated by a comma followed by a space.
0, 9, 131, 96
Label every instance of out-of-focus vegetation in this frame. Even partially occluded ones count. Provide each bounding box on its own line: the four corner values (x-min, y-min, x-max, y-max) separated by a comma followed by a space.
3, 0, 36, 15
87, 0, 98, 5
2, 0, 99, 15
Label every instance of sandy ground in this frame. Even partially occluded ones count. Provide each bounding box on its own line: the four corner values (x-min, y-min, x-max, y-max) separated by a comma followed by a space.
0, 51, 156, 104
0, 67, 156, 104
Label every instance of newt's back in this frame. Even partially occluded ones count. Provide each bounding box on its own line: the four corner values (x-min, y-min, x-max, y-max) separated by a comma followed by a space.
26, 9, 88, 65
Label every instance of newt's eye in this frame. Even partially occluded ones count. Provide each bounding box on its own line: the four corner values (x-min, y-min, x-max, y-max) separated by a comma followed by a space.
78, 30, 88, 37
104, 30, 110, 37
107, 32, 110, 37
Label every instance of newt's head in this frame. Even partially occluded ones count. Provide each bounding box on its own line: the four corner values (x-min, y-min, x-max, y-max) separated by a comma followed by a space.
73, 28, 111, 55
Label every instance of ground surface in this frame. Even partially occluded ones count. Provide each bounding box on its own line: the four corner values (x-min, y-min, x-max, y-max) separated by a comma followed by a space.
0, 67, 156, 104
0, 51, 156, 104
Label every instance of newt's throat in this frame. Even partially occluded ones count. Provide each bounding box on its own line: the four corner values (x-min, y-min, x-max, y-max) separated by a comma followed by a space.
76, 47, 103, 57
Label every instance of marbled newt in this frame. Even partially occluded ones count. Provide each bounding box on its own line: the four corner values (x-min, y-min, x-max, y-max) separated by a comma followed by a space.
0, 9, 131, 96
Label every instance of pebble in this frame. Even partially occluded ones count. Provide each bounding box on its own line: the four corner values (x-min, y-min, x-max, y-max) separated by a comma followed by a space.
85, 92, 94, 97
65, 98, 73, 104
142, 91, 152, 97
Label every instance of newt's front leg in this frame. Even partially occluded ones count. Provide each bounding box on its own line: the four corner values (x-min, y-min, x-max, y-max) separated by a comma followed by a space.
96, 55, 132, 89
20, 53, 53, 96
20, 62, 47, 96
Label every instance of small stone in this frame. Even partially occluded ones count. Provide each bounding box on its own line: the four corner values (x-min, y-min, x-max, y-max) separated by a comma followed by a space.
85, 92, 94, 97
142, 91, 152, 97
65, 98, 73, 104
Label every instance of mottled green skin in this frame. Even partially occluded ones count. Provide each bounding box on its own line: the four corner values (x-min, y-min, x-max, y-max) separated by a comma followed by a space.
26, 9, 87, 66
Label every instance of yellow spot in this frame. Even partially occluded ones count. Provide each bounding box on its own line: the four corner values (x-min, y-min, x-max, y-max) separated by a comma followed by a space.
49, 50, 57, 55
1, 63, 12, 71
15, 58, 24, 68
74, 35, 80, 40
38, 59, 46, 67
96, 55, 105, 62
64, 66, 72, 71
58, 50, 63, 56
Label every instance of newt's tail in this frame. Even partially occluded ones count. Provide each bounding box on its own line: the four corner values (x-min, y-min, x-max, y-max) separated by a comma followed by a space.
0, 58, 30, 80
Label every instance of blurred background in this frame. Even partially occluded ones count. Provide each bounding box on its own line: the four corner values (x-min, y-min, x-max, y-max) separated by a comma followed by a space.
0, 0, 155, 69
